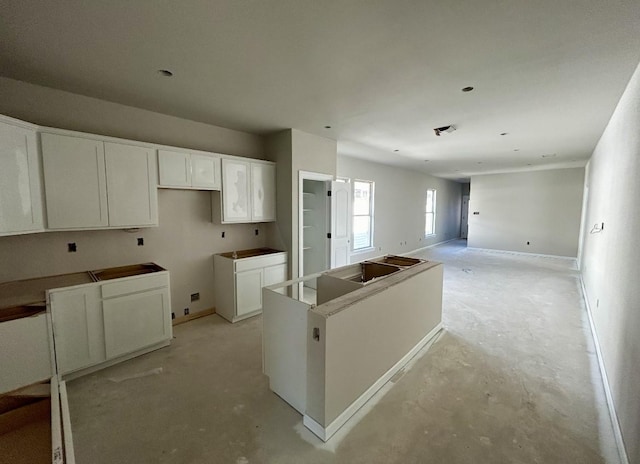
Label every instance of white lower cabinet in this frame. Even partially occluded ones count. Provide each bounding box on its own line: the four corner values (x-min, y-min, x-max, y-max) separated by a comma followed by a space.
214, 250, 287, 323
103, 287, 171, 359
236, 269, 264, 317
49, 271, 172, 376
49, 285, 105, 375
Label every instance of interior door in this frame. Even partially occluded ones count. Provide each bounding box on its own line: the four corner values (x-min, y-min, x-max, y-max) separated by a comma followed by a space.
330, 181, 351, 268
461, 195, 469, 239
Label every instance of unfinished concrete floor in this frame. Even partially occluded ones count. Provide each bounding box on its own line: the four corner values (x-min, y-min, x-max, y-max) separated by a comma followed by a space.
68, 240, 620, 463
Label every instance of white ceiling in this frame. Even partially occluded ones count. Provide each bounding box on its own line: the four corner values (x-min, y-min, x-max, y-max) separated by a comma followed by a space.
1, 0, 639, 181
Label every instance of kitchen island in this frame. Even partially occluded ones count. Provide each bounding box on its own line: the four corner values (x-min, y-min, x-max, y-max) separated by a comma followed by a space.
262, 256, 443, 441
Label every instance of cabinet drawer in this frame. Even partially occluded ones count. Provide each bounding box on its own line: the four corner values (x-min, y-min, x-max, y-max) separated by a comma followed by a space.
234, 253, 287, 272
101, 272, 169, 299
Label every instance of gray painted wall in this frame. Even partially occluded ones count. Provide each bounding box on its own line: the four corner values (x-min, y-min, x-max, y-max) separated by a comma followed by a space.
0, 78, 270, 317
580, 63, 640, 464
337, 156, 462, 262
468, 169, 585, 257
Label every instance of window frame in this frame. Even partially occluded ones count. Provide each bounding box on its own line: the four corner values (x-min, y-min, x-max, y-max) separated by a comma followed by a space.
352, 179, 375, 252
425, 188, 436, 237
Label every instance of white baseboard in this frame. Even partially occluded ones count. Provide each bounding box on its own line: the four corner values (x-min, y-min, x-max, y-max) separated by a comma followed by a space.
405, 237, 461, 256
303, 322, 444, 442
579, 277, 629, 464
466, 246, 577, 261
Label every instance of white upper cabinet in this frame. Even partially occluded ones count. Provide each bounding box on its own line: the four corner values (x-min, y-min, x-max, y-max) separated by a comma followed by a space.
221, 158, 251, 222
0, 118, 44, 235
41, 133, 109, 229
191, 154, 220, 189
251, 162, 276, 222
41, 132, 158, 230
157, 149, 221, 190
158, 150, 190, 188
218, 158, 276, 224
105, 142, 158, 227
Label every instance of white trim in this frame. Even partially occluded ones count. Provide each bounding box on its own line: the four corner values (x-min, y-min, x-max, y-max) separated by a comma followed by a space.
404, 237, 460, 256
466, 246, 577, 261
0, 113, 39, 130
59, 381, 76, 464
579, 277, 629, 464
303, 322, 444, 442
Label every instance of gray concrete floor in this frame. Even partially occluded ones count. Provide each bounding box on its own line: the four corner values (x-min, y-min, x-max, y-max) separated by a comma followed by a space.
68, 240, 620, 463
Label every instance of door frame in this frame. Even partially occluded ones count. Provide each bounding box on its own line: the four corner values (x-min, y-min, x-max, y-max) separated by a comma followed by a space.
298, 171, 333, 283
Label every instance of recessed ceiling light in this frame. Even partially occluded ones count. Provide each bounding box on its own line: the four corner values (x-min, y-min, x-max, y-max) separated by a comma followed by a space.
324, 125, 331, 129
527, 163, 532, 166
500, 132, 508, 136
462, 86, 474, 92
477, 162, 482, 164
157, 69, 174, 77
514, 149, 520, 152
541, 153, 557, 158
394, 149, 399, 152
424, 159, 430, 163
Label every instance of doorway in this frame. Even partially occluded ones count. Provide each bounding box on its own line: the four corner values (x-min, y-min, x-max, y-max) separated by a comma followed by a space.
461, 195, 469, 239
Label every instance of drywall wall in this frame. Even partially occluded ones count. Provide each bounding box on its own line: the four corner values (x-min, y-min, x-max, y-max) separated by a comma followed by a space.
579, 62, 640, 464
468, 169, 584, 257
266, 129, 337, 280
337, 156, 462, 262
0, 78, 270, 317
0, 77, 263, 158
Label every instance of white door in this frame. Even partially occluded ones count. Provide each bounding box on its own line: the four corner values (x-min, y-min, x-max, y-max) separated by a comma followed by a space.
41, 133, 108, 229
105, 142, 158, 227
0, 122, 44, 234
461, 195, 469, 239
102, 288, 170, 359
330, 181, 351, 268
236, 269, 263, 316
158, 150, 191, 188
191, 154, 221, 190
222, 158, 251, 222
50, 286, 105, 375
264, 263, 287, 295
251, 163, 276, 222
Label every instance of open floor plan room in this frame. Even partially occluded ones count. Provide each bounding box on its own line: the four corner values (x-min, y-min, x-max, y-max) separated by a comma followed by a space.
66, 241, 618, 464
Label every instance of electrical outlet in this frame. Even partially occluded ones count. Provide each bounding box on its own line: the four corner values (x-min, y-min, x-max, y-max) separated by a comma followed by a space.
221, 231, 225, 238
184, 308, 189, 316
190, 292, 200, 302
527, 241, 530, 245
255, 229, 259, 236
171, 312, 175, 320
137, 237, 144, 246
68, 243, 77, 252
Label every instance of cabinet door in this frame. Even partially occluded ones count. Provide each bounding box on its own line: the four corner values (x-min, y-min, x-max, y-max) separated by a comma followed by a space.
221, 158, 251, 222
50, 286, 105, 375
0, 122, 44, 235
251, 162, 276, 222
158, 149, 191, 188
102, 288, 171, 359
264, 262, 287, 295
191, 154, 221, 190
41, 133, 108, 229
236, 269, 263, 316
105, 142, 158, 227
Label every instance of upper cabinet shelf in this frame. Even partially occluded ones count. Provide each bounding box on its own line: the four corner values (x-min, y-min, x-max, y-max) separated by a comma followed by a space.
158, 149, 221, 191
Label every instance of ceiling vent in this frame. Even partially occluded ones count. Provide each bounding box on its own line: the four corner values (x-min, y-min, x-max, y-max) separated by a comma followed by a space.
434, 125, 456, 136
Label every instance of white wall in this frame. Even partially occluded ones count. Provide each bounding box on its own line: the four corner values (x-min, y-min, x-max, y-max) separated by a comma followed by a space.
0, 77, 269, 317
579, 62, 640, 464
337, 156, 462, 262
468, 169, 585, 257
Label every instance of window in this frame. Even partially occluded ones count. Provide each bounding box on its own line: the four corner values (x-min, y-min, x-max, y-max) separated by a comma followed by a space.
353, 180, 374, 250
425, 189, 436, 236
